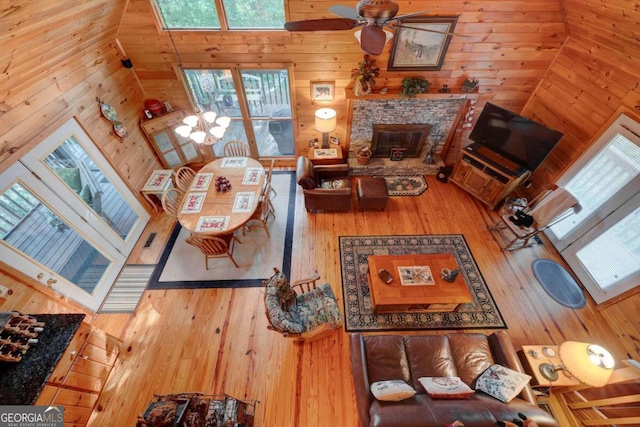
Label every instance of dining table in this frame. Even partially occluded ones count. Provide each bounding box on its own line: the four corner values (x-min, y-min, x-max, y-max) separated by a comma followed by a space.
177, 157, 265, 236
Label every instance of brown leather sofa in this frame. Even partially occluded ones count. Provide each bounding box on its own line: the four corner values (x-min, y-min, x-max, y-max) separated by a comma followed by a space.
296, 156, 352, 212
350, 332, 560, 427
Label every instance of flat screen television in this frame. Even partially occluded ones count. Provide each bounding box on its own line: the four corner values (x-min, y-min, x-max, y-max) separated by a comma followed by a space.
468, 102, 563, 172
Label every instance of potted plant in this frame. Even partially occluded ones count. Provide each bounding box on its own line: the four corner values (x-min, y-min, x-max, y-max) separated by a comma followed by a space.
356, 146, 372, 164
400, 77, 430, 98
351, 55, 380, 96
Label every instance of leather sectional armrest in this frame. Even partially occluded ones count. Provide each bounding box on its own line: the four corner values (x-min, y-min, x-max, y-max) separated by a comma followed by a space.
349, 333, 372, 427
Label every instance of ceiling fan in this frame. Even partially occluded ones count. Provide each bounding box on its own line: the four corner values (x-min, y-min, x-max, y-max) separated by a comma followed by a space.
284, 0, 458, 55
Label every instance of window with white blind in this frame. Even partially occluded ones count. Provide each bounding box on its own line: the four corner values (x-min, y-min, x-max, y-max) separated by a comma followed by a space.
546, 113, 640, 304
550, 133, 640, 242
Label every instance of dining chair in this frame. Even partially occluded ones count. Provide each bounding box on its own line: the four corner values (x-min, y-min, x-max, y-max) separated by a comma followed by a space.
245, 187, 275, 238
175, 166, 196, 192
223, 140, 251, 157
185, 233, 240, 269
161, 187, 184, 218
263, 158, 277, 198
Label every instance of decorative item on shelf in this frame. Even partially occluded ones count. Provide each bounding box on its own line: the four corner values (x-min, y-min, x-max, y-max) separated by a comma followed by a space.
315, 108, 337, 149
537, 341, 615, 387
175, 109, 231, 146
356, 146, 373, 164
400, 77, 430, 98
144, 99, 164, 117
379, 87, 388, 94
438, 84, 451, 93
462, 78, 479, 93
351, 54, 380, 96
97, 97, 128, 142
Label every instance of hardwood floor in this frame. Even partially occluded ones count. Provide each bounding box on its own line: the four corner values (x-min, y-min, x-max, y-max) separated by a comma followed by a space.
87, 175, 639, 427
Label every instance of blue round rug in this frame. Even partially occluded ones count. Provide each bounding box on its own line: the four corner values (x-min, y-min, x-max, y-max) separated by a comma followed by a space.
531, 259, 587, 309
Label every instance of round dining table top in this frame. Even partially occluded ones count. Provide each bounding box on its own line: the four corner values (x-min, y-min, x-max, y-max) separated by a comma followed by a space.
177, 157, 265, 235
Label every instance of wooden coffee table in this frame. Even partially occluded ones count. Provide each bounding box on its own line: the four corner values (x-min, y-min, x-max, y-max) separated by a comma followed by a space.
367, 254, 473, 314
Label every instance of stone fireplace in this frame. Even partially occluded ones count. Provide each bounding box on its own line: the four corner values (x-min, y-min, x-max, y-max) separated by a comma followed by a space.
348, 98, 466, 175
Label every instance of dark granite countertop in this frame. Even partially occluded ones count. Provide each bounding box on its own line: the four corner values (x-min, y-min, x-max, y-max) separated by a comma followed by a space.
0, 313, 85, 405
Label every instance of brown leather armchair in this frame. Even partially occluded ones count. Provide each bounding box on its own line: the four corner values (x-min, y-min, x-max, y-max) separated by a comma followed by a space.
296, 156, 352, 212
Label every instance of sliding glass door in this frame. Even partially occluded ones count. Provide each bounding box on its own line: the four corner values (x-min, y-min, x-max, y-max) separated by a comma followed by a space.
182, 67, 294, 157
0, 118, 149, 311
546, 114, 640, 304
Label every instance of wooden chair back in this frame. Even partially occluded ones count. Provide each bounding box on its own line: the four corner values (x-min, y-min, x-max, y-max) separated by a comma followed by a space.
185, 234, 239, 268
186, 234, 230, 256
175, 166, 196, 192
161, 188, 184, 218
223, 140, 251, 157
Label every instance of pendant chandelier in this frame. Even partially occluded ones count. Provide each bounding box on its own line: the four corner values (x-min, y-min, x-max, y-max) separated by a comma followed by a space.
163, 13, 231, 145
175, 110, 231, 145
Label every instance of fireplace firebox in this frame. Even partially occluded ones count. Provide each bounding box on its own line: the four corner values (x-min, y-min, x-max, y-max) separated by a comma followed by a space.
371, 124, 431, 158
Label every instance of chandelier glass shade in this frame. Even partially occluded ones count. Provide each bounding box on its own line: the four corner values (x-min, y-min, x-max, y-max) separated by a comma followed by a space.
175, 110, 231, 145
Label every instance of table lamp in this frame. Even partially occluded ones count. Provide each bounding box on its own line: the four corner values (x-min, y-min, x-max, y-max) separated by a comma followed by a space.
538, 341, 615, 387
315, 108, 337, 149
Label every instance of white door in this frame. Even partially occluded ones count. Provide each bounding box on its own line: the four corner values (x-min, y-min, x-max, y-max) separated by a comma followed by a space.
0, 118, 150, 311
19, 119, 149, 254
0, 162, 126, 311
546, 113, 640, 304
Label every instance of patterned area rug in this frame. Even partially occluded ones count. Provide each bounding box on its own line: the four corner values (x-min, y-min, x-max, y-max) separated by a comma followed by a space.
376, 175, 428, 196
339, 235, 507, 331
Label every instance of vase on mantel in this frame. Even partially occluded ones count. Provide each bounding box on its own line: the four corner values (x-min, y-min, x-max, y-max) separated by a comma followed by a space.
353, 80, 371, 96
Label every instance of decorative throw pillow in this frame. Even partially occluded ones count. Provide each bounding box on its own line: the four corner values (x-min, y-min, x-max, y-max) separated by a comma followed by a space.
370, 380, 416, 402
475, 364, 531, 403
418, 377, 475, 399
320, 179, 346, 189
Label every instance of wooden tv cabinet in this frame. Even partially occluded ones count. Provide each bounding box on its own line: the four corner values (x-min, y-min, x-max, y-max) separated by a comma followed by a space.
450, 144, 529, 210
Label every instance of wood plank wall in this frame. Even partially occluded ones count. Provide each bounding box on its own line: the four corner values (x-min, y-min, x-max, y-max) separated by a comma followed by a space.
118, 0, 567, 158
520, 0, 640, 354
0, 0, 161, 191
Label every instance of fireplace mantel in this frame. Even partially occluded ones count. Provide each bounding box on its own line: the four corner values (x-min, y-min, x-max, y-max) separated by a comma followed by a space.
344, 84, 478, 100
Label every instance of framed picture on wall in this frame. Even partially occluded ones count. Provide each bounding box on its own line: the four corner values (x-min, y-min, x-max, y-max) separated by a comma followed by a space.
311, 81, 335, 101
388, 17, 458, 71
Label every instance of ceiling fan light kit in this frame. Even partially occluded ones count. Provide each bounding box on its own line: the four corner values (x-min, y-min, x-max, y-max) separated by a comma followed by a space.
284, 0, 435, 56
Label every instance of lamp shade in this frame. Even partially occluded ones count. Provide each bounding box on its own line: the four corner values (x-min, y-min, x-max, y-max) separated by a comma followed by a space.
315, 108, 337, 133
559, 341, 615, 387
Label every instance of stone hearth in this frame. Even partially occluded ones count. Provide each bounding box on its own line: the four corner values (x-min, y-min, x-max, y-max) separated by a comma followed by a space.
348, 156, 444, 176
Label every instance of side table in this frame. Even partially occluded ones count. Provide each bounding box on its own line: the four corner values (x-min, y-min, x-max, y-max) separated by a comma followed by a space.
308, 147, 344, 165
519, 345, 581, 389
141, 169, 174, 211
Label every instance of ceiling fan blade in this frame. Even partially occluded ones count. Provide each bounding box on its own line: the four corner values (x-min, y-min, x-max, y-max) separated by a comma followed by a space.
360, 25, 386, 56
394, 23, 471, 38
390, 9, 430, 21
329, 5, 360, 20
284, 18, 360, 32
